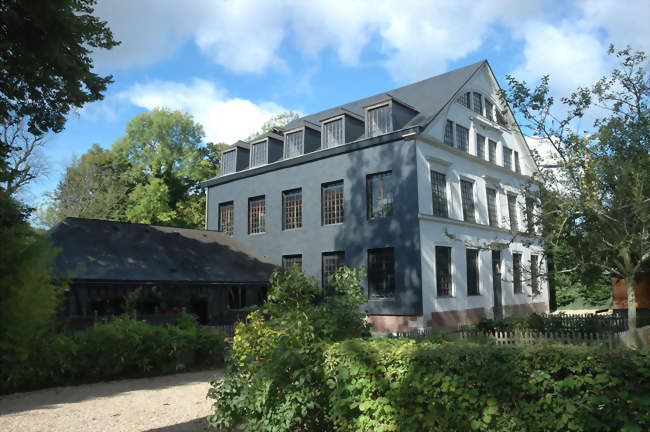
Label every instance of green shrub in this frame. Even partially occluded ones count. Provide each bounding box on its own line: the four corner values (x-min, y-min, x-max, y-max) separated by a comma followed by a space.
0, 313, 225, 394
463, 313, 622, 335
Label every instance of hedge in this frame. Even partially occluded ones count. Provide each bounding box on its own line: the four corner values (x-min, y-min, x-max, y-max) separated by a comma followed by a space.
0, 314, 226, 394
323, 339, 650, 431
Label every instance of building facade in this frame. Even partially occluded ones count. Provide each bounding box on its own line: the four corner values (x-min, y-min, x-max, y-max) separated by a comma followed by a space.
202, 60, 549, 332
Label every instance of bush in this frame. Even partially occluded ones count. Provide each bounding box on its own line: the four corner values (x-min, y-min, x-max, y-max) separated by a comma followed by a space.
463, 313, 622, 335
0, 313, 225, 394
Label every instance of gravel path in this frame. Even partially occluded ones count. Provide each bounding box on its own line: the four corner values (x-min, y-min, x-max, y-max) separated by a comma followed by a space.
0, 369, 223, 432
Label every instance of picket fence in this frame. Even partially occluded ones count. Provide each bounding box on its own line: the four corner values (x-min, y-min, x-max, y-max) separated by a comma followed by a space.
458, 330, 621, 347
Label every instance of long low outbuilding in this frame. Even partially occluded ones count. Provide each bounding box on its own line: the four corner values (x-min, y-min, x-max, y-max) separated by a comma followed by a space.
48, 217, 276, 326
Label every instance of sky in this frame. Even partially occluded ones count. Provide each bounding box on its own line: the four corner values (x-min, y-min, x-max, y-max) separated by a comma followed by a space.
22, 0, 650, 209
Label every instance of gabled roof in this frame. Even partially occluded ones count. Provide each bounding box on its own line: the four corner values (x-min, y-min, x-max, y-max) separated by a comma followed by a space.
48, 218, 275, 284
282, 60, 485, 133
225, 140, 250, 151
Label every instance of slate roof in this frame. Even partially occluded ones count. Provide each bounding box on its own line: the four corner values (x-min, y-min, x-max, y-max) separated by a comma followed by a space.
49, 218, 275, 284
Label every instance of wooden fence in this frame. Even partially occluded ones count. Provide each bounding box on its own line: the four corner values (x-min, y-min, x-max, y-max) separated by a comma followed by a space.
543, 313, 627, 333
460, 330, 621, 347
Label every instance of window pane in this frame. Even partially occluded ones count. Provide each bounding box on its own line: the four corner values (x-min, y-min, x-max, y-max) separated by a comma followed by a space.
507, 193, 518, 232
367, 105, 391, 137
466, 249, 479, 296
525, 196, 535, 234
485, 100, 494, 121
436, 246, 452, 296
322, 251, 345, 295
461, 180, 475, 223
444, 120, 454, 146
368, 247, 395, 299
476, 134, 485, 159
322, 181, 344, 225
285, 131, 304, 158
250, 140, 267, 167
431, 171, 448, 218
228, 286, 246, 310
222, 150, 236, 174
367, 172, 393, 220
218, 202, 234, 236
513, 253, 522, 293
282, 188, 302, 230
489, 140, 497, 163
456, 92, 471, 109
473, 92, 483, 115
514, 151, 520, 173
248, 196, 265, 234
503, 147, 512, 170
486, 188, 498, 227
323, 118, 344, 148
456, 124, 469, 152
282, 254, 302, 272
531, 255, 539, 294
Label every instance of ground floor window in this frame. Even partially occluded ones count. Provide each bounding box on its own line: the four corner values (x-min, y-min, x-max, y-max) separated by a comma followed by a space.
368, 247, 395, 299
513, 253, 523, 293
228, 286, 247, 310
466, 248, 480, 296
436, 246, 452, 296
282, 254, 303, 272
322, 251, 345, 295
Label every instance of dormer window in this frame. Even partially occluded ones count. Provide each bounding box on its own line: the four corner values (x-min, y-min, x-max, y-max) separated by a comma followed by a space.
323, 117, 344, 148
472, 92, 483, 115
367, 104, 391, 137
222, 150, 236, 175
456, 92, 471, 109
485, 99, 494, 121
284, 130, 304, 158
250, 140, 267, 167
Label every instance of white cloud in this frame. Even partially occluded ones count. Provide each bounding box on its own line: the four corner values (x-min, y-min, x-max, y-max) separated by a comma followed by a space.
120, 79, 289, 143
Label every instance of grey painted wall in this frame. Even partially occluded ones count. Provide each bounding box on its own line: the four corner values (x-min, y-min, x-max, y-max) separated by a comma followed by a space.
345, 116, 365, 143
235, 147, 250, 171
207, 139, 422, 315
268, 138, 283, 163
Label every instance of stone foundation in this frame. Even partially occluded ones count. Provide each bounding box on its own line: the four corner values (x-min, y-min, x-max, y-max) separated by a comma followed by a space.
426, 307, 487, 329
367, 315, 418, 333
503, 302, 547, 317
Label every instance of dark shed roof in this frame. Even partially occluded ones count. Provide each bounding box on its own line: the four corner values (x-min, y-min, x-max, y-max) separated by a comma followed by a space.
49, 218, 275, 284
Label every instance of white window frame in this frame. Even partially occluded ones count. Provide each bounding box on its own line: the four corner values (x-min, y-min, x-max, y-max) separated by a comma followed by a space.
459, 176, 478, 224
221, 149, 236, 175
284, 128, 305, 159
434, 244, 455, 297
426, 157, 452, 218
321, 115, 345, 149
249, 139, 268, 167
365, 101, 393, 138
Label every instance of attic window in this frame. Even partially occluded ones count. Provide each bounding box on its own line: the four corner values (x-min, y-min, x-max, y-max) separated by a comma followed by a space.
222, 150, 236, 174
456, 92, 471, 109
250, 140, 267, 167
323, 117, 344, 148
284, 130, 304, 158
367, 104, 391, 137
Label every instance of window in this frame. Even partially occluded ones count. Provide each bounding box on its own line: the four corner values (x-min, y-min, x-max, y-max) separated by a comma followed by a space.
250, 140, 267, 167
460, 180, 476, 223
513, 253, 523, 293
456, 124, 469, 152
218, 201, 234, 236
367, 104, 391, 137
322, 251, 345, 295
367, 172, 393, 220
282, 254, 302, 272
530, 254, 540, 294
285, 131, 304, 158
435, 246, 452, 296
473, 92, 483, 115
222, 150, 236, 174
444, 120, 454, 146
525, 197, 536, 234
507, 193, 518, 232
457, 92, 471, 109
484, 99, 494, 121
431, 171, 448, 218
503, 147, 513, 170
466, 249, 480, 296
228, 286, 246, 310
322, 180, 344, 225
489, 140, 497, 163
486, 188, 498, 227
514, 151, 520, 173
476, 134, 485, 159
368, 247, 395, 299
323, 118, 344, 148
248, 196, 265, 234
282, 188, 302, 230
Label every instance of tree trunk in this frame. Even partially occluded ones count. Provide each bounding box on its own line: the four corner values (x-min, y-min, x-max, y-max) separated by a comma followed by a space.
626, 272, 637, 330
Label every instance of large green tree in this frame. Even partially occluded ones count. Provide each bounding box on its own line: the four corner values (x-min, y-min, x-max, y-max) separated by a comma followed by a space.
501, 46, 649, 328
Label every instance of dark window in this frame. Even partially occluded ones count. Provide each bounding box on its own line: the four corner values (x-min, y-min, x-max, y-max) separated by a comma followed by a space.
436, 246, 452, 296
456, 124, 469, 152
460, 180, 476, 223
444, 120, 454, 146
525, 196, 535, 234
431, 171, 448, 218
218, 201, 234, 236
282, 254, 302, 272
496, 108, 508, 127
282, 188, 302, 230
486, 188, 498, 227
513, 253, 523, 293
322, 251, 345, 295
466, 249, 480, 296
285, 130, 304, 158
250, 140, 267, 167
485, 99, 494, 121
228, 286, 246, 310
473, 92, 483, 115
531, 254, 539, 294
489, 140, 497, 163
222, 150, 236, 174
368, 248, 395, 299
503, 147, 512, 170
323, 118, 344, 148
367, 171, 393, 220
507, 193, 518, 232
322, 180, 344, 225
367, 104, 391, 137
476, 134, 485, 159
514, 151, 520, 173
457, 92, 471, 108
248, 196, 265, 234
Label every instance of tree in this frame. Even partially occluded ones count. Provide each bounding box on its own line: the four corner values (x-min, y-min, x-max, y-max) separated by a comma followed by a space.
246, 111, 300, 141
1, 121, 49, 195
501, 45, 649, 329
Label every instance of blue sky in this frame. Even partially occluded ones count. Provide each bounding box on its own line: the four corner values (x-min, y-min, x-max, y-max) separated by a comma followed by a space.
23, 0, 650, 209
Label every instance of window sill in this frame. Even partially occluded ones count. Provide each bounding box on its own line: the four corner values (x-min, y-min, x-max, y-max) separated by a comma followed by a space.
282, 227, 303, 232
468, 294, 482, 297
322, 222, 344, 227
368, 297, 396, 301
436, 295, 455, 299
248, 232, 266, 236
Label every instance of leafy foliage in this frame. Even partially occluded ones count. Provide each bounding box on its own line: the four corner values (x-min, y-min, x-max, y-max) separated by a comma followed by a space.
461, 313, 624, 335
246, 110, 300, 140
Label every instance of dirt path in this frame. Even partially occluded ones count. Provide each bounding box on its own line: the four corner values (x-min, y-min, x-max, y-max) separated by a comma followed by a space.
0, 369, 223, 432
